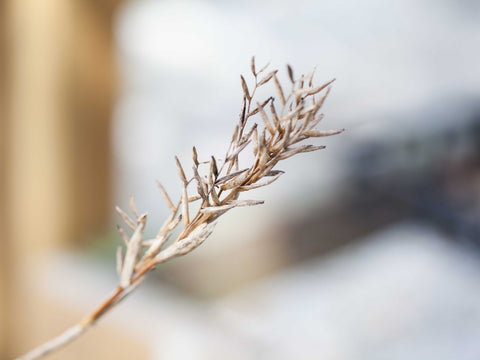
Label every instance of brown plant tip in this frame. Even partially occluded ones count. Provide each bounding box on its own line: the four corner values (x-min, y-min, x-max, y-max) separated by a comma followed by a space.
251, 56, 256, 76
240, 75, 251, 100
287, 64, 294, 83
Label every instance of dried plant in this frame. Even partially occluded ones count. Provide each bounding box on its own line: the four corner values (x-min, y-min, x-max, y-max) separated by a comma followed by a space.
15, 59, 344, 360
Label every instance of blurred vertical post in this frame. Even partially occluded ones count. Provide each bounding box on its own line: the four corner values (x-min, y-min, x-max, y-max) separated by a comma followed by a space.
1, 0, 122, 357
0, 0, 8, 356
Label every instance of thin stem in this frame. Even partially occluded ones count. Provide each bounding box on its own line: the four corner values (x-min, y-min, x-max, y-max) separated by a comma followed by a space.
14, 287, 124, 360
14, 325, 87, 360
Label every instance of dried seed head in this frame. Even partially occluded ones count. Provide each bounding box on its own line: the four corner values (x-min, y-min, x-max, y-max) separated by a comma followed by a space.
108, 60, 344, 329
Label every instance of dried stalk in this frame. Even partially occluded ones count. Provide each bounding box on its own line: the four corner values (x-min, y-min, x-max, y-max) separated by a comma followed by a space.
14, 59, 343, 360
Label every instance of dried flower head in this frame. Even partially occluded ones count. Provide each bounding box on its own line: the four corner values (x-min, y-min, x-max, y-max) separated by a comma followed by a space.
15, 58, 344, 360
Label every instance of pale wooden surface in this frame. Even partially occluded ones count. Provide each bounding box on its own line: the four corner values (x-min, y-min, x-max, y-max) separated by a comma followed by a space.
1, 0, 121, 357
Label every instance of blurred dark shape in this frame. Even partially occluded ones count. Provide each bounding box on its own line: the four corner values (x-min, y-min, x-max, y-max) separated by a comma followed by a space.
348, 101, 480, 245
279, 100, 480, 264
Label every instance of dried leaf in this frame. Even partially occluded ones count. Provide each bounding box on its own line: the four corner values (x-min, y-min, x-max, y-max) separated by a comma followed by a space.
193, 165, 208, 201
129, 195, 138, 220
298, 74, 304, 90
215, 168, 249, 186
192, 146, 199, 167
210, 186, 221, 206
270, 101, 282, 133
251, 56, 256, 76
239, 96, 247, 126
306, 114, 325, 130
188, 195, 202, 202
241, 123, 257, 144
287, 64, 294, 83
211, 156, 218, 178
116, 224, 130, 245
230, 125, 239, 148
257, 70, 277, 86
182, 184, 189, 225
175, 156, 187, 184
247, 107, 259, 117
313, 86, 331, 114
166, 214, 182, 232
278, 145, 326, 160
228, 199, 264, 207
257, 129, 270, 169
116, 246, 124, 278
303, 129, 345, 137
116, 206, 136, 230
219, 168, 250, 190
208, 157, 216, 189
266, 170, 285, 176
137, 234, 171, 269
257, 102, 275, 136
156, 181, 176, 212
251, 126, 259, 156
201, 203, 236, 215
240, 75, 251, 100
273, 74, 286, 106
305, 78, 335, 96
258, 61, 270, 74
247, 97, 272, 118
154, 222, 216, 263
226, 140, 251, 162
307, 67, 316, 87
239, 172, 283, 191
281, 119, 292, 149
120, 213, 147, 288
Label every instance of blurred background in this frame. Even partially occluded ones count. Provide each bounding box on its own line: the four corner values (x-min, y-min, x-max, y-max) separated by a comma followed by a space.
1, 0, 480, 359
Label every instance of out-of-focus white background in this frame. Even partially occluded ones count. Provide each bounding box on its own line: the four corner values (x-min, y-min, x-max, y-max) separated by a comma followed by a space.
2, 0, 480, 359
